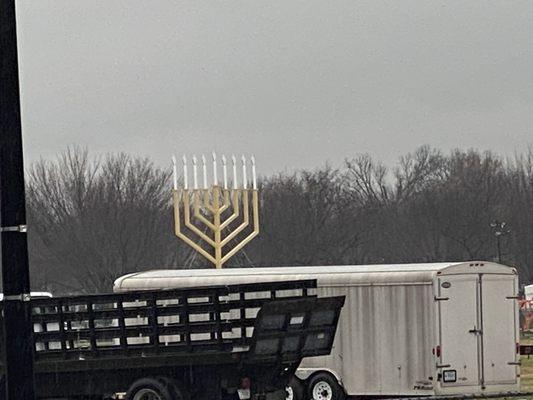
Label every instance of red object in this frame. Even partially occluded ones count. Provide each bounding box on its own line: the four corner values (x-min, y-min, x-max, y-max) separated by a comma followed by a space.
432, 345, 441, 357
519, 299, 533, 331
240, 377, 251, 390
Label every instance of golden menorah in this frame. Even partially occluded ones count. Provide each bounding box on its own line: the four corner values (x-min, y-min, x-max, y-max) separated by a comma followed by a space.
172, 153, 259, 269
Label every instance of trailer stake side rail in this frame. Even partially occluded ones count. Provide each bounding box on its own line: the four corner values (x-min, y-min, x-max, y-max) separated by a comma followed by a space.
0, 279, 348, 399
9, 279, 313, 365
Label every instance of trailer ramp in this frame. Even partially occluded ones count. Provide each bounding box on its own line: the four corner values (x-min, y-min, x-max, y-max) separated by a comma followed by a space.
247, 296, 345, 362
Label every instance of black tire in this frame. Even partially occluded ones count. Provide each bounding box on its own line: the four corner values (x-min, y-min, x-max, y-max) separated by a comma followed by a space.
285, 377, 305, 400
156, 377, 190, 400
126, 377, 187, 400
307, 372, 345, 400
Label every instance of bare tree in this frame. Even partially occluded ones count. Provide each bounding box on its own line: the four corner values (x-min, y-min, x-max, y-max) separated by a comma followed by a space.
25, 146, 533, 291
26, 147, 183, 293
393, 146, 447, 203
502, 149, 533, 280
345, 154, 390, 206
248, 166, 369, 266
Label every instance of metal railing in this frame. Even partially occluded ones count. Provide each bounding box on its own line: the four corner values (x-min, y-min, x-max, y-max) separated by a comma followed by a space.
18, 279, 316, 362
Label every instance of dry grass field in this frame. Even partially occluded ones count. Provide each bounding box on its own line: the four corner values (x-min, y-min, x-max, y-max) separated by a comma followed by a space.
521, 355, 533, 393
518, 334, 533, 398
522, 336, 533, 393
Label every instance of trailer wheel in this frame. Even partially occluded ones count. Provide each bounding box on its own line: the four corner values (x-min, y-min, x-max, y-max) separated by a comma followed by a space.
307, 373, 344, 400
285, 377, 305, 400
126, 377, 187, 400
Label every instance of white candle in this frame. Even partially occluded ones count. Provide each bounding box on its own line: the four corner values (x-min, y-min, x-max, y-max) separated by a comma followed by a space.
241, 155, 247, 190
222, 155, 228, 189
232, 155, 238, 189
201, 154, 208, 189
172, 156, 178, 190
251, 155, 257, 190
212, 152, 218, 186
182, 155, 188, 189
192, 155, 198, 189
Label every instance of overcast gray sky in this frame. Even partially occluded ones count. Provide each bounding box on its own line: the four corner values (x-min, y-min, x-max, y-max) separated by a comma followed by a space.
15, 0, 533, 174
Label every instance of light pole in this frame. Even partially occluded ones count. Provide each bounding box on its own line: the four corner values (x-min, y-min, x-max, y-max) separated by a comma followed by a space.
0, 0, 36, 399
490, 220, 510, 264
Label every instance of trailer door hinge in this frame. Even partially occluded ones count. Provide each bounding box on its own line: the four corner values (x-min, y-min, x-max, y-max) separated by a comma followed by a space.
434, 296, 449, 301
436, 364, 451, 368
506, 296, 520, 300
0, 224, 27, 233
508, 361, 521, 366
3, 293, 31, 302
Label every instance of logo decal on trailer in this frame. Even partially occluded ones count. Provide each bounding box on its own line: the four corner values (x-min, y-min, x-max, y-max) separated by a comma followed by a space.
441, 282, 452, 289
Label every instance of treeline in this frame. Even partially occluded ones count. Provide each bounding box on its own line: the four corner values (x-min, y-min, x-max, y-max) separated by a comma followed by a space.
26, 146, 533, 294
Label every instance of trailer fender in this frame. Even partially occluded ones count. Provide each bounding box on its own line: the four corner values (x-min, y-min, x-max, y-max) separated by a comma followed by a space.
295, 368, 343, 386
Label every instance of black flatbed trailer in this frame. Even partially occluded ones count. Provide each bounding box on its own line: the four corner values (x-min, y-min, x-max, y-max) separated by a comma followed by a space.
0, 279, 344, 400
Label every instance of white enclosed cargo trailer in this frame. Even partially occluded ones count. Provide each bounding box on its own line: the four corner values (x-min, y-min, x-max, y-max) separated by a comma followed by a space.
114, 262, 520, 398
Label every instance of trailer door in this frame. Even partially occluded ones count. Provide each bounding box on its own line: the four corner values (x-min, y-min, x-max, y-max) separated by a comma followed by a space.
480, 275, 518, 385
437, 275, 480, 388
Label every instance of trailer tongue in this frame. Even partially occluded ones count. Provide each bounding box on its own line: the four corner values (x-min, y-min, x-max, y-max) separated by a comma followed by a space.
0, 279, 344, 400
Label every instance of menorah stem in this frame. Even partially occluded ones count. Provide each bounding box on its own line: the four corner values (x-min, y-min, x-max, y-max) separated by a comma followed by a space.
213, 186, 223, 269
172, 153, 260, 269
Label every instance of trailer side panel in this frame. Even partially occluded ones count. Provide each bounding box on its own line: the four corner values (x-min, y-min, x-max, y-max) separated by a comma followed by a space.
300, 283, 435, 396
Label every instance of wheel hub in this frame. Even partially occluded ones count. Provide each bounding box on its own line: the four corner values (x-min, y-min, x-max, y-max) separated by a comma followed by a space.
312, 381, 333, 400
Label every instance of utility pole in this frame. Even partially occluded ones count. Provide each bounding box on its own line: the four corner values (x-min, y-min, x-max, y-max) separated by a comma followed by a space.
0, 1, 36, 399
490, 220, 510, 264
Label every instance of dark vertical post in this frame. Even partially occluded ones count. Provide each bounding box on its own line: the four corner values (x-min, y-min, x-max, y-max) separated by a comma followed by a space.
0, 1, 36, 399
496, 235, 502, 264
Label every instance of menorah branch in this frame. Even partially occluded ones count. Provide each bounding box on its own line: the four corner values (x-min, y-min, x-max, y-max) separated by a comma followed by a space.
220, 190, 260, 265
202, 189, 217, 214
173, 190, 217, 264
220, 190, 250, 247
218, 189, 231, 215
183, 190, 215, 247
193, 191, 216, 231
172, 153, 260, 269
219, 190, 241, 230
